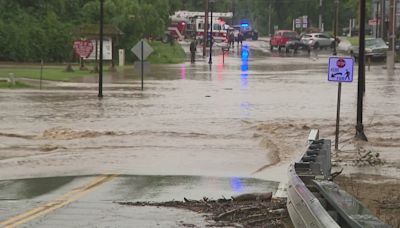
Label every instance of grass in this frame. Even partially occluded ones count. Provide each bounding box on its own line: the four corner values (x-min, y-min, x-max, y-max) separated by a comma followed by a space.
346, 35, 373, 46
0, 42, 185, 83
347, 37, 360, 46
147, 41, 186, 64
0, 65, 96, 82
0, 81, 31, 89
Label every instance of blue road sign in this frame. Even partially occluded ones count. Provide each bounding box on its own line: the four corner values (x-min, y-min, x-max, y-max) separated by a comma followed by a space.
328, 57, 354, 82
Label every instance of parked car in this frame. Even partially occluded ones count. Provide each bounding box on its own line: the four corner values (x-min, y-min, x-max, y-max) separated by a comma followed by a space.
285, 39, 310, 53
349, 38, 388, 59
233, 25, 258, 41
342, 27, 373, 36
300, 33, 337, 49
270, 30, 298, 51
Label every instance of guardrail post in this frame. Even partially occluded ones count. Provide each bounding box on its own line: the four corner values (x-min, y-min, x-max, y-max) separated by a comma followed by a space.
308, 129, 319, 144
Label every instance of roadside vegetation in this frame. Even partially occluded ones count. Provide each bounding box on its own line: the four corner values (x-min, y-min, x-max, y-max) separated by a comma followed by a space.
0, 81, 31, 89
147, 41, 186, 64
0, 0, 364, 64
0, 65, 94, 82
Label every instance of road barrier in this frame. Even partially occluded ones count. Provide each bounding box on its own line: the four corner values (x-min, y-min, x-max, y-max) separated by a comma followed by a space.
287, 130, 389, 228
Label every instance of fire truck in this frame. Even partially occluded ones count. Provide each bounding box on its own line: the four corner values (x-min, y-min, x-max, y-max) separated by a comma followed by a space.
166, 11, 233, 44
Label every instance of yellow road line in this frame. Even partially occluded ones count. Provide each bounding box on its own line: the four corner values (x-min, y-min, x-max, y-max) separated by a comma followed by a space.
0, 174, 118, 228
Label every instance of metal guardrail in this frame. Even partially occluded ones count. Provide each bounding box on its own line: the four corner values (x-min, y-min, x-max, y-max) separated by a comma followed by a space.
287, 129, 389, 228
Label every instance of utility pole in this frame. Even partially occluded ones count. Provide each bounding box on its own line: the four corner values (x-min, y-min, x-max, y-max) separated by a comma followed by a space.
382, 0, 386, 40
386, 0, 396, 74
203, 0, 208, 58
319, 0, 323, 31
268, 1, 272, 36
98, 0, 104, 98
389, 0, 396, 52
355, 0, 368, 141
393, 0, 396, 53
208, 0, 214, 64
376, 1, 380, 38
333, 0, 339, 56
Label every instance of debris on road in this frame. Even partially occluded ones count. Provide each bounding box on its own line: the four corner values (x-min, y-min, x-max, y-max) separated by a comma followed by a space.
119, 192, 290, 228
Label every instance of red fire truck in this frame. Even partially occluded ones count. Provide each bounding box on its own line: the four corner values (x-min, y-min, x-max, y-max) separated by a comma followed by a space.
165, 11, 232, 44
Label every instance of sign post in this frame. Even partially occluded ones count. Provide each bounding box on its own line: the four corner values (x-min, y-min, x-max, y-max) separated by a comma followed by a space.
328, 57, 354, 150
131, 39, 154, 91
141, 41, 144, 90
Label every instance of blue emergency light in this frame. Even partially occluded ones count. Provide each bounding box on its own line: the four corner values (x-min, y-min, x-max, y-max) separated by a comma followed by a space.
241, 23, 249, 27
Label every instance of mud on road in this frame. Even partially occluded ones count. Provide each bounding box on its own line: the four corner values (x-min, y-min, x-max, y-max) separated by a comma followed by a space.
119, 193, 290, 228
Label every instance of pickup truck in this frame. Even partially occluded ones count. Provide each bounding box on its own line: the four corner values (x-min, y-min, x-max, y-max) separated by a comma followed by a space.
270, 30, 298, 51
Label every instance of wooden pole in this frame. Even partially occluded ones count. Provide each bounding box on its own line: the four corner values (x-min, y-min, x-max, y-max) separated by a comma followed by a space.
355, 0, 367, 141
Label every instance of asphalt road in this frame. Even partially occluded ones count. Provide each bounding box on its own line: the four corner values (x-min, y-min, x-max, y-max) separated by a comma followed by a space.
0, 175, 278, 227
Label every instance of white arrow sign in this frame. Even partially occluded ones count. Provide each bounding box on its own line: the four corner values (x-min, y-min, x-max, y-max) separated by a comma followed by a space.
131, 39, 154, 60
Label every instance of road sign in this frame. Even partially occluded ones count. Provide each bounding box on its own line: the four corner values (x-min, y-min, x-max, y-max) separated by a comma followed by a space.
73, 40, 94, 58
302, 15, 308, 28
131, 39, 154, 60
368, 18, 380, 26
295, 18, 301, 28
328, 57, 354, 82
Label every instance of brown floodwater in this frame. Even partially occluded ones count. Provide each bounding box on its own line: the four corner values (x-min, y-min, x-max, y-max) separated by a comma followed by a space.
0, 41, 399, 183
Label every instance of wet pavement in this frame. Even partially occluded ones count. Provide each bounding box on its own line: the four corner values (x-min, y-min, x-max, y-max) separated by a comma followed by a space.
0, 175, 278, 227
0, 39, 399, 227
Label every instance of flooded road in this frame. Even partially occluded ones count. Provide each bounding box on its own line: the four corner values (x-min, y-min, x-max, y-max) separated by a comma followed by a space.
1, 40, 400, 181
0, 175, 278, 227
0, 40, 399, 226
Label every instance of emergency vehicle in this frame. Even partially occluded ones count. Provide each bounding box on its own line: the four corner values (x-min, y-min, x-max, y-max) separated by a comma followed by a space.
168, 11, 233, 44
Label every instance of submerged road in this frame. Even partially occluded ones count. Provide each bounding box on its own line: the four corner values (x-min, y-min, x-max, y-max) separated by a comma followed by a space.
0, 175, 277, 227
0, 39, 399, 227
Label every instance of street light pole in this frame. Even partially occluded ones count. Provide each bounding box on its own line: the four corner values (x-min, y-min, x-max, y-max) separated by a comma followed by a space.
319, 0, 323, 31
356, 0, 368, 141
390, 0, 396, 54
268, 1, 272, 37
203, 0, 208, 57
333, 0, 339, 55
208, 0, 214, 64
98, 0, 104, 98
375, 0, 380, 38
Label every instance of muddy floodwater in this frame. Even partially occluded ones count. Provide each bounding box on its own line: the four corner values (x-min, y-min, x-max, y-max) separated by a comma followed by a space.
0, 41, 399, 184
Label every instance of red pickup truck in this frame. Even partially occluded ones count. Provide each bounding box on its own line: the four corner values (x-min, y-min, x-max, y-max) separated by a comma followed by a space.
270, 30, 298, 51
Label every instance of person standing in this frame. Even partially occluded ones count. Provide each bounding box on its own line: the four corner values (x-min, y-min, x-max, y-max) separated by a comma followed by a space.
229, 31, 235, 48
190, 39, 196, 63
238, 32, 244, 47
312, 42, 319, 60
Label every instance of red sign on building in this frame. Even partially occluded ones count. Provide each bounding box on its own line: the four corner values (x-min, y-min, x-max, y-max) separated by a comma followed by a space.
73, 40, 94, 58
